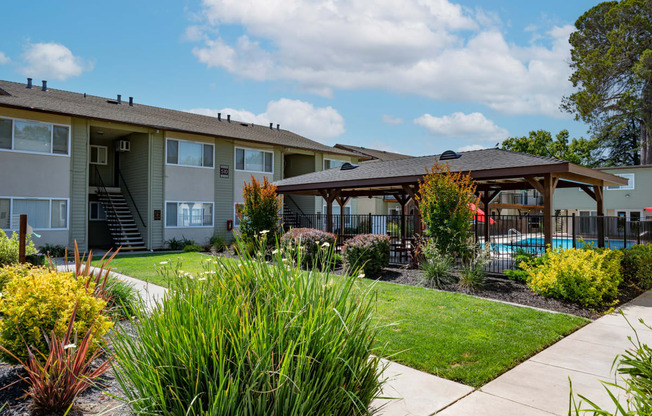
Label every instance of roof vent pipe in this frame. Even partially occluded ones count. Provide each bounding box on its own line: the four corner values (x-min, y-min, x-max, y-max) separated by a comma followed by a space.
41, 80, 47, 91
117, 95, 122, 104
269, 123, 273, 129
276, 124, 280, 131
217, 113, 221, 121
26, 78, 32, 89
129, 97, 133, 106
227, 114, 231, 123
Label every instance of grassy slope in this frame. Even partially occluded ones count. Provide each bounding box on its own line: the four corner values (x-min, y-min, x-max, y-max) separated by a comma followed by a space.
102, 252, 588, 387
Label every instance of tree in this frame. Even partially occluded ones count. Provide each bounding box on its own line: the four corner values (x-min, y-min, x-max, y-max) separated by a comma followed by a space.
500, 130, 601, 167
562, 0, 652, 164
416, 162, 479, 259
239, 175, 282, 242
595, 117, 641, 165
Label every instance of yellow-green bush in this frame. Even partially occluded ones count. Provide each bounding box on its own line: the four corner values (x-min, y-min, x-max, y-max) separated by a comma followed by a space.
0, 229, 36, 266
523, 247, 623, 307
0, 268, 113, 363
0, 263, 39, 292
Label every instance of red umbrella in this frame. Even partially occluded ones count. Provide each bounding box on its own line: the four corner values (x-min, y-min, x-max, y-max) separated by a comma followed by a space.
469, 203, 496, 225
646, 207, 652, 213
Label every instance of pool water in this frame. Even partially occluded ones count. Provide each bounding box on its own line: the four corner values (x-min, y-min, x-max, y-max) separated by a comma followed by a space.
490, 237, 635, 253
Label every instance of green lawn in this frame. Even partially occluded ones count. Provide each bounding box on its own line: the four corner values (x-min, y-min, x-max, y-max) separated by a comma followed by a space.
97, 252, 218, 286
101, 252, 588, 387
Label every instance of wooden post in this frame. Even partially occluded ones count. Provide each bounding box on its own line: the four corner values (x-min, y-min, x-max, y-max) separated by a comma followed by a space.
594, 185, 605, 248
481, 190, 501, 247
402, 185, 421, 237
19, 214, 27, 264
319, 189, 340, 234
335, 195, 350, 240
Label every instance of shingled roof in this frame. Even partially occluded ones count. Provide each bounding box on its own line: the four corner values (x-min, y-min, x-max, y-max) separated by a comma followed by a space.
0, 79, 356, 157
334, 143, 411, 161
274, 148, 627, 193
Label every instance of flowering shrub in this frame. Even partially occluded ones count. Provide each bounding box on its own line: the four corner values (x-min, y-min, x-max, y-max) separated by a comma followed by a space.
523, 247, 623, 307
0, 268, 112, 363
281, 228, 336, 267
0, 229, 36, 266
343, 234, 390, 277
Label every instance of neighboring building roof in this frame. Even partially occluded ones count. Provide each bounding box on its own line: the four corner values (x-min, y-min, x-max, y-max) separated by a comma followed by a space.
0, 79, 356, 157
334, 143, 411, 161
274, 148, 628, 193
597, 164, 652, 171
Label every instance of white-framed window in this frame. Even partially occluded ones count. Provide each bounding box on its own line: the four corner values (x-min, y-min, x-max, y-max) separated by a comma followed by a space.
578, 210, 597, 217
90, 145, 108, 165
89, 201, 106, 221
0, 197, 69, 230
235, 147, 273, 173
616, 210, 643, 221
0, 116, 70, 156
234, 202, 245, 227
606, 173, 635, 190
166, 138, 214, 168
322, 204, 351, 216
324, 158, 346, 170
165, 201, 213, 228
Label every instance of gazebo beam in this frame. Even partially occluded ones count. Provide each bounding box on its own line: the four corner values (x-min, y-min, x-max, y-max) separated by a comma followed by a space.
542, 173, 558, 248
335, 195, 351, 238
318, 189, 340, 233
594, 185, 605, 247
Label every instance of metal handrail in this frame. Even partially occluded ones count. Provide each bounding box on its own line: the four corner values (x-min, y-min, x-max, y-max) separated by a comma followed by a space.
285, 195, 313, 227
94, 166, 126, 231
117, 168, 146, 228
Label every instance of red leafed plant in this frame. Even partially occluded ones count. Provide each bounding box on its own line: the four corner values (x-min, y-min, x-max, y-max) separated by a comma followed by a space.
0, 303, 112, 412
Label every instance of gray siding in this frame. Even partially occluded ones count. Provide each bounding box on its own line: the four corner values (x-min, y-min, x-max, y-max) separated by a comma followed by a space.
150, 131, 165, 249
69, 118, 89, 251
119, 133, 150, 247
214, 138, 235, 239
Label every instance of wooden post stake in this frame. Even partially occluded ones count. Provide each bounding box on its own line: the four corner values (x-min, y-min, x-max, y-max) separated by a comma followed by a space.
19, 214, 27, 264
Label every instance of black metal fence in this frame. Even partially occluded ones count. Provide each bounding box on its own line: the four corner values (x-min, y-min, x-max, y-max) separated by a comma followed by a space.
283, 213, 652, 273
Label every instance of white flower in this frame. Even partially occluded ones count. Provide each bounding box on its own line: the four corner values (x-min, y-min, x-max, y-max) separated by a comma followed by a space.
260, 230, 270, 235
159, 261, 168, 265
358, 273, 366, 278
321, 242, 330, 248
199, 278, 207, 281
272, 249, 279, 255
63, 343, 76, 350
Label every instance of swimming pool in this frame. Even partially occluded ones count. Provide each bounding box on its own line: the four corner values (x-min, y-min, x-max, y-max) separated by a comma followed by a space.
489, 237, 635, 253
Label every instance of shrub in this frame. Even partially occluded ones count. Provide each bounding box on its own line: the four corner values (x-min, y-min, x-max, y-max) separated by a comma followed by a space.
419, 240, 454, 288
458, 248, 490, 290
182, 243, 203, 252
0, 263, 36, 292
165, 237, 195, 250
0, 304, 112, 412
39, 243, 67, 258
281, 228, 336, 267
343, 234, 390, 277
416, 161, 479, 260
209, 233, 228, 252
0, 229, 36, 266
621, 244, 652, 291
523, 247, 623, 307
505, 248, 547, 283
0, 268, 112, 363
239, 175, 282, 242
112, 244, 385, 415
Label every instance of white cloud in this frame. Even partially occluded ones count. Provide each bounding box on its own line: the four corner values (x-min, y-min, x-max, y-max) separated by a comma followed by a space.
188, 98, 345, 141
0, 52, 10, 65
414, 112, 509, 141
458, 144, 489, 152
381, 114, 404, 125
20, 42, 92, 81
189, 0, 575, 117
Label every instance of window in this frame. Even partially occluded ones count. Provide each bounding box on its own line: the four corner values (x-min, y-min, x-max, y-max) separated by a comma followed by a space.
0, 117, 69, 155
0, 198, 68, 230
606, 173, 635, 190
89, 202, 106, 221
90, 145, 108, 165
166, 139, 214, 168
234, 203, 245, 227
165, 202, 213, 227
322, 204, 351, 216
235, 148, 273, 173
324, 159, 346, 170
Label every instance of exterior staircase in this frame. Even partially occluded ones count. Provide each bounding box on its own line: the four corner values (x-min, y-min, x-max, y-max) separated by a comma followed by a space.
96, 188, 146, 251
283, 204, 300, 229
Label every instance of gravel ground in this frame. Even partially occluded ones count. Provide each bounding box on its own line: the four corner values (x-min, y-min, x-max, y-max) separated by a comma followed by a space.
367, 265, 642, 319
0, 321, 136, 416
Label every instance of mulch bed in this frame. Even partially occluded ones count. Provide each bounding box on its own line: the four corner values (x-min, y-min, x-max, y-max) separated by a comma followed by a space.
367, 266, 643, 320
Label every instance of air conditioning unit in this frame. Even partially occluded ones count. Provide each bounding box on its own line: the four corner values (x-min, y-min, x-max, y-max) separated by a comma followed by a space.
118, 140, 130, 152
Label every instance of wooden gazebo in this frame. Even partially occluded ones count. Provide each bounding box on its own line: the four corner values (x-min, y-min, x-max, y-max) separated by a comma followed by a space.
274, 149, 628, 248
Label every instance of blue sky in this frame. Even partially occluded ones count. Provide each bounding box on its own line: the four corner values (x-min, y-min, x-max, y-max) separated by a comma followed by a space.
0, 0, 602, 156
